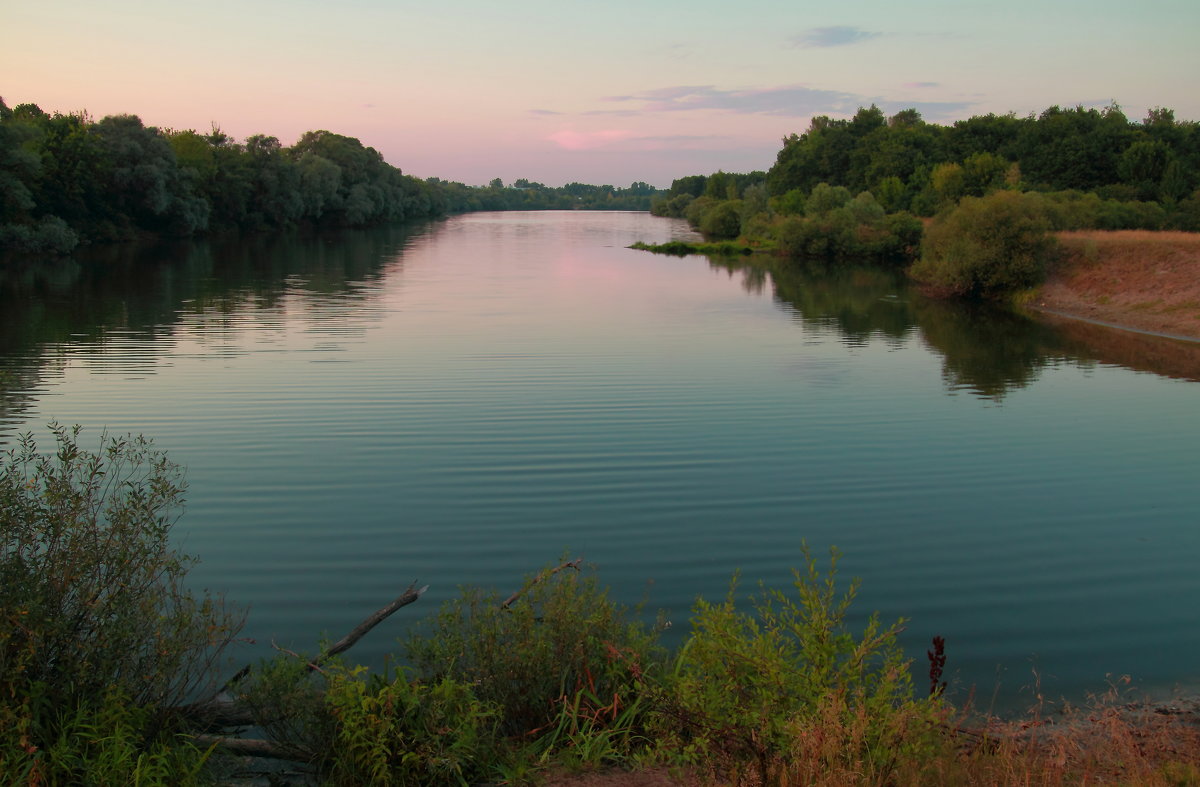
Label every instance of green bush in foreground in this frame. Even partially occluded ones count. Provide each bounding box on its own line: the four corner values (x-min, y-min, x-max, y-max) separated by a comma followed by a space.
403, 562, 664, 744
0, 686, 214, 786
0, 424, 243, 777
912, 190, 1057, 298
658, 547, 941, 786
245, 655, 501, 786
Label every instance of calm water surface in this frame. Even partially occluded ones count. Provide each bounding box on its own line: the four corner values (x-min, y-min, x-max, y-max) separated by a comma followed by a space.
2, 211, 1197, 709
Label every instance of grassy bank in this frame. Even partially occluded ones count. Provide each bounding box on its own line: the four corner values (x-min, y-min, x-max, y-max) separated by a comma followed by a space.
1033, 230, 1200, 340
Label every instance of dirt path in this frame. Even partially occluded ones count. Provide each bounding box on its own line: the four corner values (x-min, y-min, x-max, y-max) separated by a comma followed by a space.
1031, 230, 1200, 342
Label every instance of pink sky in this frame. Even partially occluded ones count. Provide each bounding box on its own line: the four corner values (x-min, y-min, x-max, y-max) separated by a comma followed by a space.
5, 0, 1198, 187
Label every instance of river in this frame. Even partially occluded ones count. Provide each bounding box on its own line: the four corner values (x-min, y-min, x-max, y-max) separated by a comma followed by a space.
1, 211, 1197, 710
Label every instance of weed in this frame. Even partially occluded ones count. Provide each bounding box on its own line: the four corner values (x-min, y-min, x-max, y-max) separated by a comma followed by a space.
403, 559, 664, 743
656, 546, 943, 786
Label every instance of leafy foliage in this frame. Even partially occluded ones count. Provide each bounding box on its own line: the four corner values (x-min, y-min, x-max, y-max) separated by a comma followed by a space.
403, 561, 664, 742
0, 425, 243, 714
0, 97, 664, 256
324, 665, 498, 786
659, 547, 939, 786
912, 191, 1057, 298
0, 686, 213, 786
245, 655, 500, 786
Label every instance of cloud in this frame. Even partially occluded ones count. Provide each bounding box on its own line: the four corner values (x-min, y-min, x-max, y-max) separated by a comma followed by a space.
546, 129, 635, 151
604, 84, 860, 117
792, 26, 880, 48
592, 83, 975, 121
903, 82, 940, 89
528, 108, 564, 116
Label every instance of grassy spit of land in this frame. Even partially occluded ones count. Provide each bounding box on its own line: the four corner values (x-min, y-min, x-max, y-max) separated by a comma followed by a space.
1033, 230, 1200, 341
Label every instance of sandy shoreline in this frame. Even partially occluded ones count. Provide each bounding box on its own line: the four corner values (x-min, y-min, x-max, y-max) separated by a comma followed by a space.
1030, 230, 1200, 343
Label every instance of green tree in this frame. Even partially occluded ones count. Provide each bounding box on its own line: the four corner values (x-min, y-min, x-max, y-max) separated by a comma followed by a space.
912, 190, 1057, 298
699, 199, 742, 239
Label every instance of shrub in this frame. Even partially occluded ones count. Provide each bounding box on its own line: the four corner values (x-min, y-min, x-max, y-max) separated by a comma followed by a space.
241, 655, 499, 786
0, 686, 214, 785
912, 190, 1057, 298
684, 195, 715, 228
659, 547, 939, 786
698, 200, 742, 239
0, 425, 243, 727
0, 216, 79, 255
403, 560, 664, 741
324, 666, 499, 786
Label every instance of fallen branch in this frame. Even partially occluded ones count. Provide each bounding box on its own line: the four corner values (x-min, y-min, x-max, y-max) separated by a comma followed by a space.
316, 582, 428, 667
192, 734, 313, 763
179, 582, 428, 730
501, 558, 582, 609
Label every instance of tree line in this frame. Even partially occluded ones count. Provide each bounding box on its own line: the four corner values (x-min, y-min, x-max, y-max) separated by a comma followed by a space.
654, 103, 1200, 235
648, 104, 1200, 298
0, 98, 663, 257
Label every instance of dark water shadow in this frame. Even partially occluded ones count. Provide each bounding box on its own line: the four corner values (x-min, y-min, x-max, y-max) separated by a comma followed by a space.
705, 255, 1199, 399
0, 224, 433, 438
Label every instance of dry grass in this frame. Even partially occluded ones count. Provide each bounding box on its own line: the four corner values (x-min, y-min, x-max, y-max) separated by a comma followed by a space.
1035, 230, 1200, 339
545, 692, 1200, 786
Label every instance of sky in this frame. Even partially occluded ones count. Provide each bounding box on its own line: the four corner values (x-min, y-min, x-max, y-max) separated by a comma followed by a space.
4, 0, 1199, 188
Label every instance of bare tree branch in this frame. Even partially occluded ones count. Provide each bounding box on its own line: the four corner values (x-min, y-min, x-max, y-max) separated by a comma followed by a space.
501, 558, 582, 609
178, 582, 428, 728
317, 582, 428, 667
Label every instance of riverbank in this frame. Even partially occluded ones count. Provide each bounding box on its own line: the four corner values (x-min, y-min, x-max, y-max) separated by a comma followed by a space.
1032, 230, 1200, 342
545, 694, 1200, 786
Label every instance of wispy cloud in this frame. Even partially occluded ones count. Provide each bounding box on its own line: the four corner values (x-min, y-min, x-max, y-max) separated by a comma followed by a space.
792, 26, 880, 48
528, 108, 564, 116
603, 84, 860, 117
903, 82, 940, 89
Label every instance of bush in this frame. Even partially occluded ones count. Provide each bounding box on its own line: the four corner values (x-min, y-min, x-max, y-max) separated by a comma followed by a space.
684, 195, 715, 227
659, 547, 939, 786
698, 200, 742, 239
403, 560, 664, 741
237, 652, 501, 785
912, 190, 1057, 298
324, 666, 498, 786
0, 425, 243, 725
0, 686, 214, 785
0, 216, 79, 255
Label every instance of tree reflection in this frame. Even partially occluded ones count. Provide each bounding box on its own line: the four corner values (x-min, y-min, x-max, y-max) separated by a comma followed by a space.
0, 224, 428, 440
704, 255, 1102, 400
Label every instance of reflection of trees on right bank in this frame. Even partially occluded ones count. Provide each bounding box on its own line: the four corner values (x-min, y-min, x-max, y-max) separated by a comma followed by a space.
706, 255, 1091, 400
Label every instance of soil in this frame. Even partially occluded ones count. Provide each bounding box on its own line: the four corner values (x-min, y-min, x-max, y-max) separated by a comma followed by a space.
543, 767, 701, 786
1031, 230, 1200, 342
